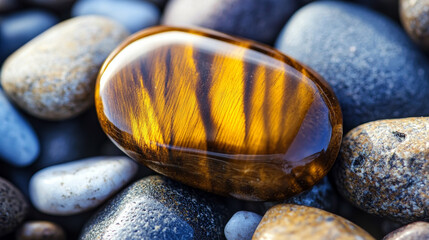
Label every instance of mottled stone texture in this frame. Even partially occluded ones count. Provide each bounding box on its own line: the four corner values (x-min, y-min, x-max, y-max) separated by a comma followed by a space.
253, 204, 375, 240
0, 177, 28, 237
1, 16, 129, 120
335, 117, 429, 224
383, 222, 429, 240
80, 175, 230, 240
400, 0, 429, 49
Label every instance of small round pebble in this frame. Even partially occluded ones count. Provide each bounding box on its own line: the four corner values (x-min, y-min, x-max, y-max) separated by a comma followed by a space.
29, 156, 137, 215
80, 175, 230, 240
275, 1, 429, 130
224, 211, 262, 240
0, 89, 40, 167
162, 0, 298, 44
16, 221, 66, 240
335, 117, 429, 223
0, 10, 58, 60
400, 0, 429, 49
72, 0, 160, 33
253, 204, 375, 240
0, 177, 28, 237
383, 222, 429, 240
1, 16, 129, 120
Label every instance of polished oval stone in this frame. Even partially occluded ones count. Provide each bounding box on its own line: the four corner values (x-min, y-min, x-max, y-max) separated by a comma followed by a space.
96, 26, 343, 201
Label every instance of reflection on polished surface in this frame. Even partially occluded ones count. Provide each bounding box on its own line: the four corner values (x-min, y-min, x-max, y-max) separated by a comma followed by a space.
95, 26, 343, 201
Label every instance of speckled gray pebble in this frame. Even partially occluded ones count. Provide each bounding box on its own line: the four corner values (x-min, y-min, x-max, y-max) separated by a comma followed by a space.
0, 89, 40, 167
276, 1, 429, 130
1, 16, 129, 120
80, 175, 230, 240
224, 211, 262, 240
162, 0, 298, 44
335, 117, 429, 224
0, 177, 28, 237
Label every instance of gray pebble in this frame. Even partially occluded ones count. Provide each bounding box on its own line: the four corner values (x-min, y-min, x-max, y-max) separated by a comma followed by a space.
0, 177, 28, 237
276, 1, 429, 130
80, 175, 230, 240
335, 117, 429, 224
224, 211, 262, 240
0, 89, 39, 167
1, 16, 129, 120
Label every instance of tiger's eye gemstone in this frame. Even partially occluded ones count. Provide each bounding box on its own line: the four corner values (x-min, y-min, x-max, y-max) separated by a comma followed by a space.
95, 26, 342, 201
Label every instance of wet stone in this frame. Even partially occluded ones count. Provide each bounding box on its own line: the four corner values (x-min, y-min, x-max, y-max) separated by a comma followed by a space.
80, 175, 230, 240
95, 26, 343, 201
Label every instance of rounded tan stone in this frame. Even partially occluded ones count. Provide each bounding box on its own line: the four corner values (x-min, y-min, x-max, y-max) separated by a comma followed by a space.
1, 16, 129, 120
252, 204, 374, 240
400, 0, 429, 49
16, 221, 66, 240
335, 117, 429, 224
383, 222, 429, 240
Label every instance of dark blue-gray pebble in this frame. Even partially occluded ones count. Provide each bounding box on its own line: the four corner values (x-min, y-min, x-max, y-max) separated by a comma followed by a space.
72, 0, 160, 33
0, 10, 58, 61
80, 175, 230, 240
275, 1, 429, 130
162, 0, 299, 44
0, 90, 39, 167
264, 176, 337, 212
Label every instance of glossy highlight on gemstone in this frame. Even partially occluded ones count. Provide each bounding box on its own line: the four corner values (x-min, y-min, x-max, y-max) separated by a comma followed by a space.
95, 26, 343, 201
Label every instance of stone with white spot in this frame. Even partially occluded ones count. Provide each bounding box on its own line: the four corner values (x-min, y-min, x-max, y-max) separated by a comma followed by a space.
29, 156, 137, 215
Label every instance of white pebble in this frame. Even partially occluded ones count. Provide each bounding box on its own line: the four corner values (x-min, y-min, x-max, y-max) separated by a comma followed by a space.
29, 156, 137, 215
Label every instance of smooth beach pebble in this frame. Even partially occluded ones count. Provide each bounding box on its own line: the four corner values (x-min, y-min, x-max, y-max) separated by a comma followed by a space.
162, 0, 299, 44
383, 222, 429, 240
253, 204, 375, 240
0, 9, 58, 61
276, 1, 429, 130
80, 175, 230, 240
1, 16, 129, 120
0, 89, 40, 167
95, 26, 343, 201
335, 117, 429, 224
16, 221, 66, 240
224, 211, 262, 240
72, 0, 160, 33
29, 156, 137, 215
400, 0, 429, 49
0, 177, 28, 237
